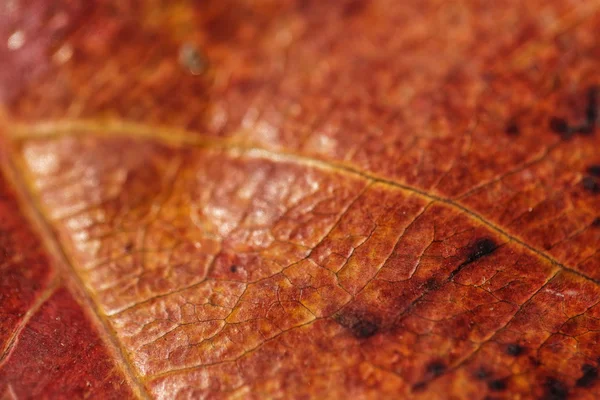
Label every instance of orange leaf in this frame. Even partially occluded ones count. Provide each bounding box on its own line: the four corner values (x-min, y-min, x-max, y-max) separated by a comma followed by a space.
1, 1, 600, 399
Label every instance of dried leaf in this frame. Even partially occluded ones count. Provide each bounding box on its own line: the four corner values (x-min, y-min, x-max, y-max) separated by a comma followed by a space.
1, 1, 600, 399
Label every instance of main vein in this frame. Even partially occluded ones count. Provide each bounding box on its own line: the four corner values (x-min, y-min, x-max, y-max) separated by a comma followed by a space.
8, 118, 596, 288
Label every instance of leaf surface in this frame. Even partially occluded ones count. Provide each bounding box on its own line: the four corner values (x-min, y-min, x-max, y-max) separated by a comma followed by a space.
1, 1, 600, 399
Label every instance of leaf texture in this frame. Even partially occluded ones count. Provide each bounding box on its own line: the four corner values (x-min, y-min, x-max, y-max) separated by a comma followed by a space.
1, 1, 600, 399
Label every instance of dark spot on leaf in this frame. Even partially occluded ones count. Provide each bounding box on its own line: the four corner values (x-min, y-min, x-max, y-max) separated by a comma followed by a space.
582, 176, 600, 194
426, 361, 446, 378
334, 312, 380, 339
448, 238, 498, 280
466, 238, 498, 264
530, 357, 541, 367
592, 217, 600, 227
549, 117, 571, 138
488, 379, 507, 391
230, 265, 238, 273
587, 165, 600, 177
475, 367, 490, 380
549, 86, 598, 138
544, 377, 569, 400
584, 86, 598, 130
576, 124, 594, 135
576, 364, 598, 388
506, 343, 524, 356
352, 319, 379, 339
505, 121, 520, 136
425, 278, 440, 290
124, 242, 134, 253
412, 381, 427, 392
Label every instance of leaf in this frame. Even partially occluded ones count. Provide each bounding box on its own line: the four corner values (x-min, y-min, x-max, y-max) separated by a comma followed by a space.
1, 1, 600, 399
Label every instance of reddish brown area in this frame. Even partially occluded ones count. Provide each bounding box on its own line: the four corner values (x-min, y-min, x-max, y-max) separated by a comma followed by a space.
0, 288, 134, 399
0, 147, 133, 397
0, 167, 54, 355
1, 0, 600, 399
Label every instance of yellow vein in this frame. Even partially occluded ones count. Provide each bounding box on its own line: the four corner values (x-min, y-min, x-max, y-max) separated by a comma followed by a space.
7, 118, 594, 286
1, 142, 152, 400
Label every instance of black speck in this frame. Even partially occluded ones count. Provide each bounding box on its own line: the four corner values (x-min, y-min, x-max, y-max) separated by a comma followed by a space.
582, 176, 600, 194
576, 124, 594, 135
426, 361, 446, 378
549, 85, 598, 139
230, 265, 238, 273
505, 121, 520, 136
334, 312, 380, 339
352, 320, 379, 339
544, 377, 569, 400
124, 242, 134, 253
576, 364, 598, 388
549, 117, 571, 138
506, 343, 525, 357
449, 238, 498, 280
488, 379, 507, 391
587, 165, 600, 177
585, 86, 598, 128
592, 217, 600, 227
466, 238, 498, 264
475, 367, 490, 380
425, 278, 440, 290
